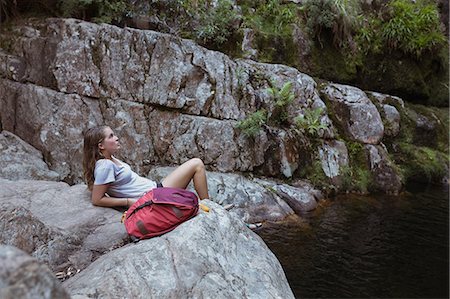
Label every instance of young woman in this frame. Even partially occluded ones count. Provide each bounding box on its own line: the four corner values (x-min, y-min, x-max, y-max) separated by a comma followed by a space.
82, 126, 210, 207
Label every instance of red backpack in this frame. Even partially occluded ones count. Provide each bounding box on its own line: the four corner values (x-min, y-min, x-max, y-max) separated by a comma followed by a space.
123, 187, 199, 242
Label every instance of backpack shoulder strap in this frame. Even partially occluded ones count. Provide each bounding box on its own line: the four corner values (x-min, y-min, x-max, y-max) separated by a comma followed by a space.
126, 200, 153, 219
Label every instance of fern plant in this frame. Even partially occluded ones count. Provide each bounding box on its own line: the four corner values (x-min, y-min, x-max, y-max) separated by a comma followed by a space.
268, 81, 295, 107
294, 107, 328, 137
267, 81, 295, 124
236, 109, 268, 138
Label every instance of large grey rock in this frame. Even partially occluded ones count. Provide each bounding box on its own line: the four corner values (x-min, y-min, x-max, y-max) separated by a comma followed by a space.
0, 179, 128, 272
367, 91, 402, 137
146, 109, 267, 173
367, 91, 405, 109
364, 144, 402, 194
0, 245, 70, 299
292, 24, 312, 72
3, 18, 246, 120
318, 140, 349, 181
98, 98, 157, 176
320, 83, 384, 144
3, 18, 334, 126
254, 178, 319, 214
0, 131, 60, 181
149, 166, 321, 222
381, 104, 401, 137
0, 79, 103, 183
254, 127, 303, 178
63, 200, 295, 299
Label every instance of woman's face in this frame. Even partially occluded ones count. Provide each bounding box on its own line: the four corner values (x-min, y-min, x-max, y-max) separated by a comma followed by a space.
98, 127, 120, 155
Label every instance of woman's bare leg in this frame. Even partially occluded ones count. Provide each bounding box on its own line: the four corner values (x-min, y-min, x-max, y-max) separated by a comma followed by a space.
161, 158, 209, 199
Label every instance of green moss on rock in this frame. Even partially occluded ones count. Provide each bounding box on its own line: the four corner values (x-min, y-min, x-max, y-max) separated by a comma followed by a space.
385, 102, 449, 184
394, 143, 448, 183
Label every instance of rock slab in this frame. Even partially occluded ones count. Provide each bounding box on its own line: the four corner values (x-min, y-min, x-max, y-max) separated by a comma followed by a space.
63, 200, 295, 299
0, 245, 70, 299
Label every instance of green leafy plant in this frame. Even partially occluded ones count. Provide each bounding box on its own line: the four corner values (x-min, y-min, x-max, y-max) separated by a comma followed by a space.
355, 16, 383, 54
302, 0, 361, 48
396, 142, 448, 183
179, 0, 240, 45
294, 107, 328, 137
242, 0, 299, 36
381, 0, 446, 56
236, 109, 268, 137
268, 81, 295, 107
340, 164, 372, 193
267, 81, 295, 124
340, 140, 374, 193
346, 140, 364, 161
297, 155, 337, 192
58, 0, 129, 23
235, 66, 248, 87
93, 0, 128, 23
304, 159, 329, 188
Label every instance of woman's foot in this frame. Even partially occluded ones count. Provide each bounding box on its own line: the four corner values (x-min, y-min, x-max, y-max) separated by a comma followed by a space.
246, 223, 262, 230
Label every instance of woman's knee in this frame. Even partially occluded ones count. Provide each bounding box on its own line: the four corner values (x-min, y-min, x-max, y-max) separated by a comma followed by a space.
190, 158, 205, 171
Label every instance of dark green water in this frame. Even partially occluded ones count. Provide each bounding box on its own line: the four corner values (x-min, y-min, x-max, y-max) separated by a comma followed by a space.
257, 183, 449, 298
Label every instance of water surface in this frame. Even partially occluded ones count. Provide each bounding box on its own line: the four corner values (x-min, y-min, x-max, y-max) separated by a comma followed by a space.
257, 183, 449, 298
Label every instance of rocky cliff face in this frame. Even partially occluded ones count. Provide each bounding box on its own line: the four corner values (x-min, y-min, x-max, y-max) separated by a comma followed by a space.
1, 17, 438, 195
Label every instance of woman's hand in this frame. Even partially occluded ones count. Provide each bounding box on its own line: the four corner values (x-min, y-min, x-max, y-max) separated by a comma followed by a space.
127, 198, 139, 207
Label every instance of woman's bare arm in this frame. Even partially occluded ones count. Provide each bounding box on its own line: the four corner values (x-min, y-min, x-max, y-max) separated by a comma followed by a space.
91, 184, 136, 207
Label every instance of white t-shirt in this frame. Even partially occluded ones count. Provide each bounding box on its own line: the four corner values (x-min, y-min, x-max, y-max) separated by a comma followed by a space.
94, 157, 157, 198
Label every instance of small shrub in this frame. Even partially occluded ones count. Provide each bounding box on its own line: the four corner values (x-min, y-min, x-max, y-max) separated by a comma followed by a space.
340, 164, 372, 193
302, 0, 361, 48
381, 0, 446, 56
354, 167, 371, 193
294, 107, 328, 137
346, 140, 364, 162
302, 159, 330, 189
267, 81, 295, 124
242, 0, 299, 36
182, 0, 240, 45
236, 109, 267, 137
340, 165, 353, 190
339, 141, 373, 193
93, 0, 128, 24
235, 66, 248, 87
355, 16, 383, 54
58, 0, 129, 24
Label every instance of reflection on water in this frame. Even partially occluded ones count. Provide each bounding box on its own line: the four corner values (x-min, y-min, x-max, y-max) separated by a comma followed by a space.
257, 183, 449, 298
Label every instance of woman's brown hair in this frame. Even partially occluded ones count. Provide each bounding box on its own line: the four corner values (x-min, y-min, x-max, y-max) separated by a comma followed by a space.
83, 126, 108, 190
